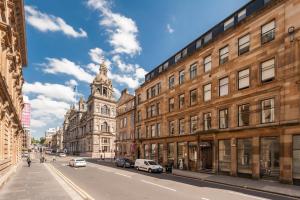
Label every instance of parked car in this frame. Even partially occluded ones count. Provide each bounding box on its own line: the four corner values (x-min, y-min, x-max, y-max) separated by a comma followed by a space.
69, 158, 86, 167
58, 152, 66, 157
115, 158, 134, 168
134, 159, 163, 173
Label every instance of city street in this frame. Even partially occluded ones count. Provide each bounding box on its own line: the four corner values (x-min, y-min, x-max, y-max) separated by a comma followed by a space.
48, 158, 297, 200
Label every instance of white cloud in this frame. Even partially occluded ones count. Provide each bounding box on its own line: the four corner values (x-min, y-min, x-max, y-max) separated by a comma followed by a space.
30, 95, 70, 120
135, 67, 147, 79
113, 87, 121, 100
112, 55, 135, 72
65, 79, 78, 87
108, 71, 139, 89
42, 58, 94, 83
25, 5, 87, 38
89, 47, 104, 64
31, 119, 47, 128
167, 24, 174, 34
87, 0, 141, 56
23, 82, 76, 102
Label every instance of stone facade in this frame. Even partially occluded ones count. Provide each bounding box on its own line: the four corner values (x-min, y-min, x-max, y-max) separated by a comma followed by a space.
0, 0, 27, 172
116, 89, 135, 159
51, 128, 63, 152
63, 63, 116, 158
135, 0, 300, 184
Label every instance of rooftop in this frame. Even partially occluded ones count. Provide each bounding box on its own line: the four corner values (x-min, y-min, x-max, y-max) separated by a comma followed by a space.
143, 0, 273, 84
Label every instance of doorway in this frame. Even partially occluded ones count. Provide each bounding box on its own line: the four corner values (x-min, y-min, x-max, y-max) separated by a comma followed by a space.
200, 141, 213, 170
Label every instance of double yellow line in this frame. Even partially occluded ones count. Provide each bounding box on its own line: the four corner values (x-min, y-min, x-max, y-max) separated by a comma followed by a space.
47, 163, 95, 200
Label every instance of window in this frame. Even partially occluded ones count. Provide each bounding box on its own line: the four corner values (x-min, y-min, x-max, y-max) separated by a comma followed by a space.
151, 105, 156, 117
175, 53, 181, 63
261, 98, 275, 123
203, 112, 212, 131
163, 62, 169, 70
169, 75, 175, 89
219, 140, 231, 172
150, 144, 156, 160
182, 48, 187, 57
158, 65, 163, 73
169, 121, 175, 135
293, 135, 300, 180
177, 142, 188, 169
137, 111, 141, 122
147, 107, 151, 118
196, 39, 202, 49
156, 103, 160, 115
137, 94, 141, 104
219, 109, 228, 129
204, 83, 211, 102
179, 70, 185, 84
179, 94, 185, 109
238, 34, 250, 55
204, 32, 212, 44
238, 104, 250, 126
238, 68, 250, 90
238, 9, 246, 21
190, 116, 197, 134
158, 144, 163, 164
179, 119, 185, 135
219, 77, 229, 97
219, 46, 229, 65
167, 143, 175, 163
157, 123, 161, 137
190, 63, 197, 79
237, 138, 252, 174
224, 17, 234, 31
261, 20, 275, 44
151, 125, 156, 137
190, 89, 197, 106
204, 55, 211, 72
146, 126, 151, 138
261, 58, 275, 83
169, 98, 175, 112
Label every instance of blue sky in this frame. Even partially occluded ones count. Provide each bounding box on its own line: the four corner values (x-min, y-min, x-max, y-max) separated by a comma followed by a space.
23, 0, 249, 138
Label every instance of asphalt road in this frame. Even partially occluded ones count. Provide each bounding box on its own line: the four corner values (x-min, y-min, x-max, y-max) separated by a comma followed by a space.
50, 158, 298, 200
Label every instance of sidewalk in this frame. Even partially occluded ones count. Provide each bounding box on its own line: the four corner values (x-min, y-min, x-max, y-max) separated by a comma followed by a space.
172, 169, 300, 198
0, 159, 74, 200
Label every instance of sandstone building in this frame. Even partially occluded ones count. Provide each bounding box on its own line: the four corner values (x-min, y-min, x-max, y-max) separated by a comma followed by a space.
63, 63, 116, 158
116, 89, 135, 159
0, 0, 27, 173
135, 0, 300, 184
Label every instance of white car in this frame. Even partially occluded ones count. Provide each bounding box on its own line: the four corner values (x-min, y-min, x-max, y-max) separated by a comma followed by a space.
134, 159, 163, 173
69, 158, 87, 167
58, 153, 66, 157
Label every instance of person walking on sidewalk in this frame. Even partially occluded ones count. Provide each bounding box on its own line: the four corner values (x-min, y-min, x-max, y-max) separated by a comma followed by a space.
27, 157, 31, 167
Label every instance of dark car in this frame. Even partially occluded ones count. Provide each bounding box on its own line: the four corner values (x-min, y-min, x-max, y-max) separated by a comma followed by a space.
115, 158, 134, 168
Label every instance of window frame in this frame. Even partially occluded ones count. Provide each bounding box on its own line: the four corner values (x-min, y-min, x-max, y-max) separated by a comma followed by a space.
169, 75, 175, 89
219, 77, 229, 97
238, 103, 250, 127
190, 63, 197, 79
179, 70, 185, 85
190, 89, 197, 106
261, 20, 276, 44
238, 68, 250, 90
238, 34, 250, 56
203, 83, 212, 102
219, 108, 229, 129
261, 98, 275, 124
219, 45, 229, 65
179, 94, 185, 109
169, 97, 175, 112
261, 58, 275, 83
204, 55, 212, 73
203, 112, 212, 131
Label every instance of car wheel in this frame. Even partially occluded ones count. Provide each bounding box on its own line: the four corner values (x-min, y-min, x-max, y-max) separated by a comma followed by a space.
148, 168, 152, 173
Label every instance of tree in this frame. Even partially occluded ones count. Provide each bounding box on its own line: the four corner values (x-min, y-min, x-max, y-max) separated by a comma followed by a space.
40, 137, 46, 144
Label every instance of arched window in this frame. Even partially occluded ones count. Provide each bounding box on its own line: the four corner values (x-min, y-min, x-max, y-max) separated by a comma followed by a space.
103, 87, 108, 97
101, 122, 109, 132
101, 105, 110, 115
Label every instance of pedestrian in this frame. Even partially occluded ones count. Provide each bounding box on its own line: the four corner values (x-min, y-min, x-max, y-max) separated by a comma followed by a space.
27, 157, 31, 167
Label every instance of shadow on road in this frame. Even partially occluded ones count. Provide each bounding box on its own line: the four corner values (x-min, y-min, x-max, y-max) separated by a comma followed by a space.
85, 158, 296, 200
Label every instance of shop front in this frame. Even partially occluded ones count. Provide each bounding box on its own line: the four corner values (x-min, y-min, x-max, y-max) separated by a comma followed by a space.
188, 142, 198, 171
167, 143, 175, 166
158, 143, 163, 165
177, 142, 188, 170
237, 138, 252, 176
218, 140, 231, 173
199, 141, 213, 171
293, 135, 300, 185
150, 143, 156, 160
260, 137, 280, 179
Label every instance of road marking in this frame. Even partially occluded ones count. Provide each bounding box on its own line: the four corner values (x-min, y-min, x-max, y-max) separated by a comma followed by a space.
201, 198, 210, 200
115, 172, 132, 178
227, 191, 269, 200
47, 163, 95, 200
141, 180, 176, 192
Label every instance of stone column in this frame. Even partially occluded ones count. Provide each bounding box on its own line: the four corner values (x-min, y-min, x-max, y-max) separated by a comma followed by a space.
280, 134, 293, 184
174, 142, 178, 168
231, 138, 237, 176
252, 136, 260, 179
163, 142, 168, 166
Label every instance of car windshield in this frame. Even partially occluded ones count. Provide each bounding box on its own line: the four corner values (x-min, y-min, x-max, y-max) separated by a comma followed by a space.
148, 161, 157, 165
76, 159, 85, 162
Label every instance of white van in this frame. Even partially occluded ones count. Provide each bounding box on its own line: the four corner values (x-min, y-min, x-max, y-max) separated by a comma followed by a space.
134, 159, 163, 173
